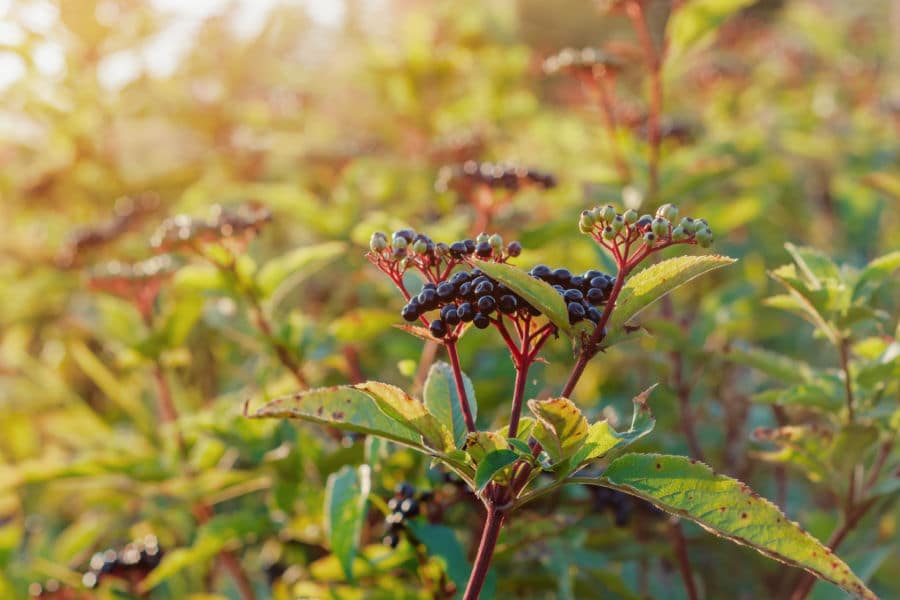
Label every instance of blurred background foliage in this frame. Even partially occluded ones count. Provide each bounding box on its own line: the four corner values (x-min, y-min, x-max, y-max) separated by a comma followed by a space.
0, 0, 898, 598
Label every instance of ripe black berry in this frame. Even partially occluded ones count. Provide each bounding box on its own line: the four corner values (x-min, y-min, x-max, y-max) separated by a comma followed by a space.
498, 294, 518, 314
473, 313, 490, 328
475, 241, 492, 257
477, 296, 496, 314
401, 304, 419, 322
457, 302, 475, 322
507, 241, 522, 257
437, 282, 455, 299
399, 498, 420, 517
583, 269, 603, 281
587, 306, 603, 322
474, 281, 494, 296
530, 264, 552, 279
450, 271, 470, 286
570, 275, 585, 288
449, 241, 467, 257
567, 302, 586, 323
464, 239, 476, 254
459, 282, 473, 298
395, 482, 415, 498
586, 287, 606, 304
394, 229, 416, 243
563, 288, 583, 302
552, 268, 572, 284
429, 319, 447, 338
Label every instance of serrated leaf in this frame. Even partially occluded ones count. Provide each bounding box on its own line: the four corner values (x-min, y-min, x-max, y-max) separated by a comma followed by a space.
474, 260, 589, 339
256, 241, 346, 298
356, 381, 454, 452
604, 255, 735, 347
325, 465, 371, 582
528, 398, 588, 464
249, 385, 422, 448
507, 438, 533, 456
572, 385, 656, 466
592, 454, 877, 600
424, 362, 477, 449
784, 243, 840, 289
749, 381, 843, 411
475, 449, 520, 492
770, 270, 838, 345
752, 425, 834, 483
727, 344, 816, 384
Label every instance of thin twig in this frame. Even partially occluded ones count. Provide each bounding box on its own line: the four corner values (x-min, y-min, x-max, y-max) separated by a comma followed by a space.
462, 505, 505, 600
626, 0, 663, 199
446, 340, 477, 432
668, 519, 699, 600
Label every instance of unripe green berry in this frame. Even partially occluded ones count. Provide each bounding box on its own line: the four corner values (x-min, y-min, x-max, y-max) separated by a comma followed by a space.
623, 208, 638, 225
393, 236, 408, 250
435, 242, 450, 257
370, 232, 388, 252
651, 217, 669, 238
600, 204, 617, 223
590, 206, 604, 223
476, 232, 490, 244
602, 226, 616, 241
695, 227, 714, 248
643, 231, 656, 244
489, 233, 503, 252
412, 239, 428, 254
611, 214, 625, 233
656, 203, 678, 222
579, 210, 595, 233
679, 217, 697, 234
671, 226, 688, 242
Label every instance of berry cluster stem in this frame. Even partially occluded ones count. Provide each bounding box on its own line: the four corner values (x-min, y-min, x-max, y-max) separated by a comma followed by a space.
446, 340, 477, 433
561, 269, 627, 398
626, 0, 663, 199
462, 505, 505, 600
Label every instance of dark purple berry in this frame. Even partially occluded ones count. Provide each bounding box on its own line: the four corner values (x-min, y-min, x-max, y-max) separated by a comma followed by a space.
474, 281, 494, 296
530, 264, 552, 279
570, 275, 585, 288
552, 268, 572, 284
507, 241, 522, 257
437, 282, 455, 299
473, 313, 490, 329
563, 288, 583, 302
429, 319, 447, 338
475, 241, 493, 257
586, 287, 606, 304
459, 282, 473, 298
387, 497, 400, 511
583, 269, 603, 280
449, 271, 470, 286
401, 304, 419, 322
477, 295, 496, 314
395, 482, 415, 498
457, 302, 475, 322
444, 309, 461, 326
399, 498, 420, 517
418, 289, 437, 310
587, 306, 603, 322
394, 229, 415, 243
567, 302, 585, 323
449, 241, 467, 257
464, 239, 476, 254
498, 295, 518, 314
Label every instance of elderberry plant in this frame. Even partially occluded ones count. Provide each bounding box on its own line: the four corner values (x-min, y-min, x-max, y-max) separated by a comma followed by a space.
247, 204, 878, 600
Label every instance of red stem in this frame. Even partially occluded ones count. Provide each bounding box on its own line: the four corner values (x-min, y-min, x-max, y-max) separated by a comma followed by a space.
462, 505, 505, 600
626, 0, 663, 199
446, 340, 477, 433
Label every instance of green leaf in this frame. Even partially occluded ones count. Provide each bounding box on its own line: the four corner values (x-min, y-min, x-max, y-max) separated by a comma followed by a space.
465, 431, 508, 464
356, 381, 454, 452
593, 454, 876, 600
256, 241, 346, 298
749, 381, 843, 411
474, 259, 589, 339
249, 385, 423, 448
828, 424, 878, 473
423, 361, 478, 449
572, 385, 656, 466
474, 449, 520, 492
770, 268, 839, 345
604, 255, 736, 347
325, 465, 371, 582
752, 425, 834, 483
528, 398, 588, 465
784, 243, 840, 289
667, 0, 754, 62
406, 522, 472, 598
853, 250, 900, 302
727, 345, 816, 384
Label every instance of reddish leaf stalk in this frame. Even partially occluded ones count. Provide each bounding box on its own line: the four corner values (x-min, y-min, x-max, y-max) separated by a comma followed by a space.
446, 339, 477, 433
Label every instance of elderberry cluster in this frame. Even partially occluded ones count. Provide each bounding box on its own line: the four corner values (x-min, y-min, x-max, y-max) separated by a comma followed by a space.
579, 203, 714, 249
81, 535, 162, 589
401, 266, 540, 338
435, 161, 557, 193
27, 580, 79, 600
529, 265, 615, 325
150, 203, 271, 253
542, 47, 623, 76
382, 483, 432, 548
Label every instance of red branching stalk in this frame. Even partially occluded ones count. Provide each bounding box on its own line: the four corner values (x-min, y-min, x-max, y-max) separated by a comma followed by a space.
446, 339, 477, 433
462, 505, 505, 600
